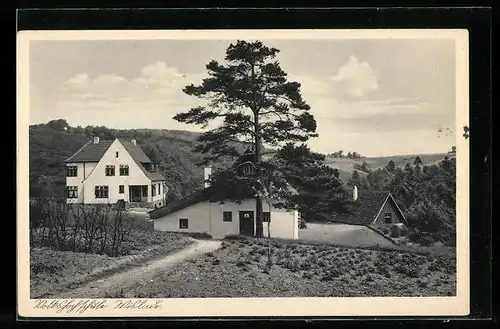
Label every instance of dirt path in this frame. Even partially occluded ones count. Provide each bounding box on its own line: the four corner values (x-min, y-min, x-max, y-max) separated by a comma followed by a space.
50, 239, 222, 299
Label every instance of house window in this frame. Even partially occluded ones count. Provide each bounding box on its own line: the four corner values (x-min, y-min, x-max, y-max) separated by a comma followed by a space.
152, 184, 156, 196
66, 186, 78, 198
105, 165, 115, 176
223, 211, 232, 222
116, 151, 119, 158
66, 166, 78, 177
95, 186, 109, 198
158, 183, 161, 194
142, 186, 148, 197
179, 218, 188, 229
119, 185, 124, 194
119, 165, 129, 176
384, 213, 392, 224
263, 212, 271, 222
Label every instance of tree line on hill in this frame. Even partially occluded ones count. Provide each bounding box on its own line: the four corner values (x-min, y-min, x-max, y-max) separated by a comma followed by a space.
29, 119, 238, 201
328, 150, 363, 159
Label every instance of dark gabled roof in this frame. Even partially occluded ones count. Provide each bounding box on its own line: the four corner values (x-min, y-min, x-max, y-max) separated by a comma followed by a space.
149, 187, 214, 219
233, 151, 256, 168
64, 138, 165, 181
119, 139, 152, 163
118, 139, 166, 181
330, 191, 406, 225
64, 140, 114, 163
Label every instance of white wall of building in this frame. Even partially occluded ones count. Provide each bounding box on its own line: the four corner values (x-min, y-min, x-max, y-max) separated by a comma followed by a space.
153, 198, 299, 239
154, 201, 211, 234
263, 208, 299, 240
66, 139, 166, 205
66, 162, 97, 204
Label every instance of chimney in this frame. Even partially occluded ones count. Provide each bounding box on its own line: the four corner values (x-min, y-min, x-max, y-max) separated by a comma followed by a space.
93, 136, 100, 144
204, 166, 212, 188
131, 139, 137, 145
353, 185, 358, 201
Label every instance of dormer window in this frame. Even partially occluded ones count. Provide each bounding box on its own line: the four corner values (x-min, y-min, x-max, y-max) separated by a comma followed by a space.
145, 163, 157, 172
238, 161, 255, 177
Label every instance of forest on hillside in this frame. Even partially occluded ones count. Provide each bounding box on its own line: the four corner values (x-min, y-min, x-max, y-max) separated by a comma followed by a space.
29, 119, 241, 200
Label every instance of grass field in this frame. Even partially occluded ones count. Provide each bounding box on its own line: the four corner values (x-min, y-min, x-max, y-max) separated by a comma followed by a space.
120, 237, 456, 298
30, 231, 193, 298
299, 223, 396, 248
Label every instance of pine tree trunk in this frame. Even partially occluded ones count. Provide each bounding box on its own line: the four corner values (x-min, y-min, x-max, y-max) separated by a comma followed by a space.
255, 197, 263, 238
254, 109, 263, 238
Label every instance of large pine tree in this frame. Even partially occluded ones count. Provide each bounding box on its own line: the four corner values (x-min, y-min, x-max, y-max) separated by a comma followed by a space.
173, 40, 319, 237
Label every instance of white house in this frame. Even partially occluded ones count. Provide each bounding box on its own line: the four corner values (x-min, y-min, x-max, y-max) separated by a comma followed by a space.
149, 151, 299, 240
64, 137, 167, 208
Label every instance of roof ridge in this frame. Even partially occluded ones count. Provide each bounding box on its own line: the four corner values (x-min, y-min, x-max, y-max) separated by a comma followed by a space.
64, 140, 92, 163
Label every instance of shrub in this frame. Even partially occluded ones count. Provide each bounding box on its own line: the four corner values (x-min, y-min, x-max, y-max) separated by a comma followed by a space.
224, 234, 245, 241
186, 232, 213, 239
417, 278, 429, 288
374, 261, 391, 278
390, 225, 402, 238
382, 227, 390, 235
284, 258, 300, 272
299, 260, 312, 271
258, 248, 267, 255
317, 260, 328, 268
429, 254, 456, 275
395, 263, 420, 278
364, 274, 375, 282
29, 200, 133, 257
302, 272, 313, 279
420, 234, 435, 247
320, 268, 342, 281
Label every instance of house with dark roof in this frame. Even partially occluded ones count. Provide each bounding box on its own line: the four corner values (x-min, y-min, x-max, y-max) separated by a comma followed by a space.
64, 137, 167, 207
149, 150, 299, 239
330, 186, 407, 228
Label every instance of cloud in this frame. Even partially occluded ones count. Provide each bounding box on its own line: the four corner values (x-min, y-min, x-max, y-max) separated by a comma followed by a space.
330, 55, 379, 97
57, 61, 204, 114
63, 73, 91, 88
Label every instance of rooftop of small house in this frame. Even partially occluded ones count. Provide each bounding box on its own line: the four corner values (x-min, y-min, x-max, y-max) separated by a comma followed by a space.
329, 188, 406, 226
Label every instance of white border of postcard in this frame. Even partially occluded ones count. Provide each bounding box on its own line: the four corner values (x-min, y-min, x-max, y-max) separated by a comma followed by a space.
17, 29, 470, 318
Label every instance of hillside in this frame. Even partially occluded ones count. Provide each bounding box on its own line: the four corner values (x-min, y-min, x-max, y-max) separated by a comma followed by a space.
29, 119, 454, 199
28, 121, 238, 200
324, 153, 454, 183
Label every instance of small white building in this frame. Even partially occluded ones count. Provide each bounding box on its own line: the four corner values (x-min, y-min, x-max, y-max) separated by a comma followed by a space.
64, 137, 167, 207
150, 151, 299, 240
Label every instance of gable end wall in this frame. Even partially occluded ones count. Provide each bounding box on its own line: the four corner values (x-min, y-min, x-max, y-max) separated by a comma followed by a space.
372, 198, 405, 227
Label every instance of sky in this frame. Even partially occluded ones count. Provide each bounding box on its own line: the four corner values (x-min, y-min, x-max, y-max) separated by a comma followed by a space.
29, 38, 457, 157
